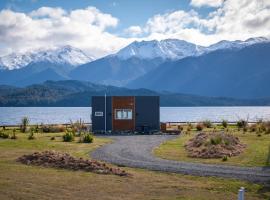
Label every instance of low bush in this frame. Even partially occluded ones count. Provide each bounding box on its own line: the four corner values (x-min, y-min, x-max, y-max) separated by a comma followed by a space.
202, 120, 212, 128
262, 121, 270, 134
28, 131, 35, 140
41, 124, 66, 133
222, 155, 228, 161
186, 123, 193, 131
10, 129, 17, 139
20, 116, 29, 133
249, 124, 257, 132
178, 125, 184, 131
70, 119, 88, 135
196, 123, 204, 131
236, 119, 248, 129
33, 125, 39, 133
0, 131, 9, 139
80, 132, 94, 143
210, 135, 222, 145
221, 120, 228, 128
63, 131, 74, 142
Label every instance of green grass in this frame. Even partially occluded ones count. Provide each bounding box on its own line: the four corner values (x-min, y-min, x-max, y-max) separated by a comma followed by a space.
0, 130, 269, 200
154, 129, 270, 167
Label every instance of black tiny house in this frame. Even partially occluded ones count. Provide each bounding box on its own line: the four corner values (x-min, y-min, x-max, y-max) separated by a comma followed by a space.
92, 96, 160, 133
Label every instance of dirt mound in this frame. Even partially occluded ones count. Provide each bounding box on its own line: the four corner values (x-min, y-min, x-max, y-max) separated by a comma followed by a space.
17, 151, 129, 176
185, 132, 246, 158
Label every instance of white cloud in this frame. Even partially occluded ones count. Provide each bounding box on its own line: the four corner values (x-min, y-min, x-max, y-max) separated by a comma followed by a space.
190, 0, 224, 8
124, 26, 143, 37
130, 0, 270, 46
1, 1, 269, 58
0, 7, 130, 57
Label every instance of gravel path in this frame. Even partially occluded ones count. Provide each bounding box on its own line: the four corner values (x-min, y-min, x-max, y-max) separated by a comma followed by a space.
91, 135, 270, 184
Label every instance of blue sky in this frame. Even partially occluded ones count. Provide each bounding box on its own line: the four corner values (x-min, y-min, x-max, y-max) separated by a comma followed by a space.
0, 0, 214, 34
0, 0, 269, 58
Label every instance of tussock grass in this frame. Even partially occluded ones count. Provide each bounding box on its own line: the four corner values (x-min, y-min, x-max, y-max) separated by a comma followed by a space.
155, 129, 270, 167
0, 131, 269, 199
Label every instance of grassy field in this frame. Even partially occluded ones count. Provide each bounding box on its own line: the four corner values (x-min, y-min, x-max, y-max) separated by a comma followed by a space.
0, 130, 269, 200
154, 128, 270, 167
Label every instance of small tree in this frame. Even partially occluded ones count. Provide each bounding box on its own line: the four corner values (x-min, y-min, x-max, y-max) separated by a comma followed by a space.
21, 117, 29, 133
221, 120, 228, 128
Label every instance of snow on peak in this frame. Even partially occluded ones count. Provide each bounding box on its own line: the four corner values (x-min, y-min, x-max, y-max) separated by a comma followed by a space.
116, 39, 203, 60
205, 37, 269, 52
0, 46, 94, 70
115, 37, 269, 61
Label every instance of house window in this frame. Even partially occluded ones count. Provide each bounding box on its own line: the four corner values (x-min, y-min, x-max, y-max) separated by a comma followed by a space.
115, 109, 132, 120
94, 111, 103, 117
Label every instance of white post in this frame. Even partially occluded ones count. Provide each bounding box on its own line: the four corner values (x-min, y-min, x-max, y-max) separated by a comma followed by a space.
104, 93, 106, 133
238, 187, 245, 200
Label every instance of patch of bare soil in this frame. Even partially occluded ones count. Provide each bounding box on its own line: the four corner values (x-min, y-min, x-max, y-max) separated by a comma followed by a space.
17, 151, 129, 176
185, 132, 246, 158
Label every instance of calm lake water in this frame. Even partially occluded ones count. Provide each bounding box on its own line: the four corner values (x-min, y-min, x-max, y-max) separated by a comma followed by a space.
0, 107, 270, 125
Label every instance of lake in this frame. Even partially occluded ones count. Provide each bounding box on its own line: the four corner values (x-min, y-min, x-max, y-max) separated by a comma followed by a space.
0, 107, 270, 125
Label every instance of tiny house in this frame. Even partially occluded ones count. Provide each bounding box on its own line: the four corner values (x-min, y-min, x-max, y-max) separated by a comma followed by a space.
92, 96, 160, 133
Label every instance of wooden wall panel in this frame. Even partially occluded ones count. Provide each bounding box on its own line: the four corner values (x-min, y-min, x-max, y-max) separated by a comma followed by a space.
112, 96, 135, 131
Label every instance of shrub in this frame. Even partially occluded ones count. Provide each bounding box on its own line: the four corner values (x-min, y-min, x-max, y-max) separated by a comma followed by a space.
178, 125, 184, 131
21, 116, 29, 133
186, 123, 193, 132
33, 125, 39, 133
196, 123, 204, 131
63, 131, 74, 142
10, 129, 17, 139
0, 131, 9, 139
41, 124, 66, 133
221, 120, 228, 128
80, 133, 94, 143
249, 124, 257, 132
202, 120, 212, 128
70, 119, 87, 136
243, 126, 248, 133
262, 121, 270, 134
210, 135, 222, 145
28, 131, 35, 140
236, 119, 248, 129
222, 155, 228, 161
224, 140, 230, 146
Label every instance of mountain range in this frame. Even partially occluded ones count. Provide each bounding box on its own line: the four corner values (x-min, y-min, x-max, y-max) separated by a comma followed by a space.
0, 37, 269, 100
1, 80, 269, 107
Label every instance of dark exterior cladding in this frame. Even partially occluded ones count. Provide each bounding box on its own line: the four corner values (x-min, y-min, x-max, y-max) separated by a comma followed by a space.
92, 96, 112, 132
135, 96, 160, 132
91, 96, 160, 133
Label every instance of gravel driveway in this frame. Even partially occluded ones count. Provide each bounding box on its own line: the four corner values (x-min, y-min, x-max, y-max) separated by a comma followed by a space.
91, 135, 270, 184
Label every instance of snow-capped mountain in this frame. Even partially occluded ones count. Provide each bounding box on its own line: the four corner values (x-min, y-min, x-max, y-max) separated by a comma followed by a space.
115, 37, 269, 60
116, 39, 204, 60
0, 45, 94, 70
205, 37, 269, 52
